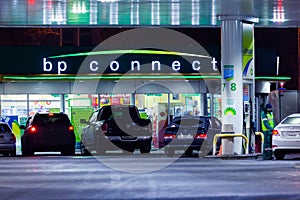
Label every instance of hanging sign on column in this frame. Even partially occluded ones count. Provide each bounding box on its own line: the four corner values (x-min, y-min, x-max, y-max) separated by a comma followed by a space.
222, 64, 237, 116
242, 23, 254, 78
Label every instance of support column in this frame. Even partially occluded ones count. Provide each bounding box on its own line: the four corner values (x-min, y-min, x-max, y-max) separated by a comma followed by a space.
298, 28, 300, 89
60, 94, 65, 113
27, 94, 30, 117
167, 93, 171, 124
130, 93, 135, 106
98, 94, 101, 109
0, 95, 1, 118
219, 16, 258, 154
200, 93, 207, 116
210, 93, 215, 117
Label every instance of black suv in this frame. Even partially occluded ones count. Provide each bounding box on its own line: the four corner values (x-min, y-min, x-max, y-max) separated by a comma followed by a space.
80, 105, 152, 155
21, 113, 75, 156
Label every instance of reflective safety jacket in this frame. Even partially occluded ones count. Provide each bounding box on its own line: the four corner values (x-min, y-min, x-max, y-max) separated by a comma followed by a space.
261, 111, 275, 131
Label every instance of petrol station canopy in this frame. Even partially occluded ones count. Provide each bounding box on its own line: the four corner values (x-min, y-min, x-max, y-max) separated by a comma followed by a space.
0, 0, 299, 27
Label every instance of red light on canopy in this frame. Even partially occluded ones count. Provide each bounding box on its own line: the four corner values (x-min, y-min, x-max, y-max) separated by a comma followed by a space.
28, 0, 35, 5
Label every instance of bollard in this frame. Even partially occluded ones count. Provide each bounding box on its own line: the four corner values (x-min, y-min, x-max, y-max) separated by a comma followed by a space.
221, 124, 234, 155
212, 133, 249, 156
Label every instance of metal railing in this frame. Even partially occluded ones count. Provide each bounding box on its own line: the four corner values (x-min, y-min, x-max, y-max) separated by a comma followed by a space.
212, 133, 249, 156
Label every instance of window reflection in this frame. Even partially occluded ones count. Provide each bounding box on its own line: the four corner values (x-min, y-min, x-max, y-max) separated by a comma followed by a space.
273, 0, 286, 23
192, 0, 199, 25
109, 1, 118, 25
151, 0, 160, 25
44, 0, 67, 25
171, 0, 180, 25
131, 0, 139, 25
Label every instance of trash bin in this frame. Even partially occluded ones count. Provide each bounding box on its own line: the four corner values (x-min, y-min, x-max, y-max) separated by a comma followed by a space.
221, 124, 234, 155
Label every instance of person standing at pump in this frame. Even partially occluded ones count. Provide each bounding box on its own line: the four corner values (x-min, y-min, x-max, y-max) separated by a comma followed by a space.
261, 103, 276, 160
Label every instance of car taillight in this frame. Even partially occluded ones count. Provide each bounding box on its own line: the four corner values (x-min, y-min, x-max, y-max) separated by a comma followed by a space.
101, 123, 108, 132
195, 133, 207, 139
10, 133, 16, 142
164, 134, 176, 139
272, 129, 280, 136
68, 126, 74, 131
29, 126, 37, 134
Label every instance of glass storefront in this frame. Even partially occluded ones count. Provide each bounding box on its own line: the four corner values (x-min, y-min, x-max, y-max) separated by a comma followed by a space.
134, 93, 221, 148
0, 92, 222, 152
29, 94, 61, 114
0, 92, 221, 123
207, 94, 222, 120
135, 93, 202, 119
1, 94, 28, 121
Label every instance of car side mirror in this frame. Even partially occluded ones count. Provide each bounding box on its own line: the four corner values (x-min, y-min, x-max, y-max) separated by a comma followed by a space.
80, 119, 89, 124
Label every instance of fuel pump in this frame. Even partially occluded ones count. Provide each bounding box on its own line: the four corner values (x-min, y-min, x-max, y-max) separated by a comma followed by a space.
243, 83, 256, 153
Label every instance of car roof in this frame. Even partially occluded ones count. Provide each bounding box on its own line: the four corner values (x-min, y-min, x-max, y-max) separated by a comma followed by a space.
34, 112, 66, 116
0, 122, 11, 130
173, 116, 211, 120
285, 113, 300, 118
95, 105, 135, 111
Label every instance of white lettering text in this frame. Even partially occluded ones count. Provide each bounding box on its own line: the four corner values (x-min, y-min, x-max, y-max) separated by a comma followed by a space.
131, 61, 141, 71
152, 61, 161, 71
192, 60, 201, 71
58, 61, 67, 75
43, 58, 52, 72
172, 61, 181, 71
90, 61, 99, 71
110, 61, 119, 71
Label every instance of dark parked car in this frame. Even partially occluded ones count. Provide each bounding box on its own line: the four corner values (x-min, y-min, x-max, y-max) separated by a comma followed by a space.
0, 122, 16, 157
21, 113, 75, 156
163, 116, 222, 157
80, 105, 152, 155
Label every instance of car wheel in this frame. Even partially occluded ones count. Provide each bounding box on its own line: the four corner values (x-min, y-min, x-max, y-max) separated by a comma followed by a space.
123, 149, 134, 155
80, 142, 91, 156
22, 148, 34, 156
274, 151, 285, 160
165, 148, 175, 157
3, 152, 9, 157
22, 138, 34, 156
81, 148, 92, 156
10, 150, 16, 157
184, 149, 193, 157
140, 143, 151, 154
61, 147, 75, 156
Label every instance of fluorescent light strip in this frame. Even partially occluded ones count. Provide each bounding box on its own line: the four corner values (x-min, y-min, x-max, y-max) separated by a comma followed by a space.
47, 49, 213, 59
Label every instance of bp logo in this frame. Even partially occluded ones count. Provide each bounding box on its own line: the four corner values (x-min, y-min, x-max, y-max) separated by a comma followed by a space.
224, 107, 237, 116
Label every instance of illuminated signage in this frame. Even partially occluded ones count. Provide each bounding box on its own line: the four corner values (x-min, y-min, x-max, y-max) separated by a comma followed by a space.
0, 46, 279, 77
43, 49, 219, 75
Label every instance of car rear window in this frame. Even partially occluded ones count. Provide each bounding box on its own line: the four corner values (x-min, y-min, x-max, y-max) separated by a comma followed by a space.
172, 118, 205, 127
33, 114, 70, 126
101, 106, 140, 121
0, 124, 11, 132
282, 117, 300, 124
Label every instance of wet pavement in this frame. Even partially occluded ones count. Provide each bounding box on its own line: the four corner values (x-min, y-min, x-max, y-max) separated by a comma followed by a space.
0, 153, 300, 200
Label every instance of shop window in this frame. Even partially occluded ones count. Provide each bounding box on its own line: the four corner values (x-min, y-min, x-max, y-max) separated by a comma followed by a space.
1, 95, 28, 120
29, 94, 61, 115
